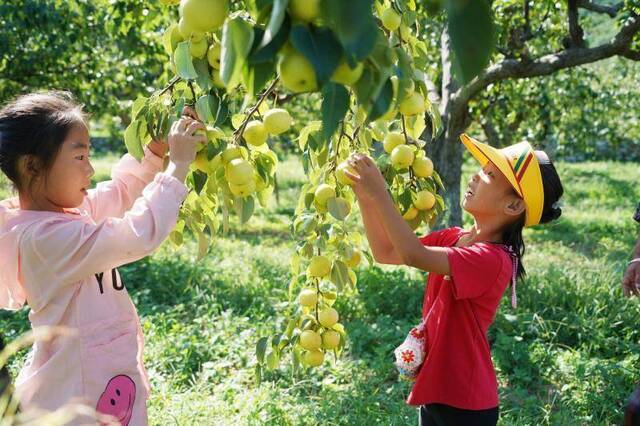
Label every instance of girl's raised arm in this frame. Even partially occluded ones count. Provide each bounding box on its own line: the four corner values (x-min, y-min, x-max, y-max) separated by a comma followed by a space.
83, 147, 165, 223
346, 154, 450, 275
20, 172, 188, 305
354, 188, 403, 265
84, 107, 199, 223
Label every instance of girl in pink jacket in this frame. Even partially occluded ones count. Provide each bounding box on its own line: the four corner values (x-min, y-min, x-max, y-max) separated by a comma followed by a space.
0, 91, 205, 425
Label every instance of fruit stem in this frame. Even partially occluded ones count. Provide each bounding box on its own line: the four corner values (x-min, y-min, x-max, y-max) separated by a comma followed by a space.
157, 75, 181, 97
315, 278, 321, 324
233, 77, 280, 145
330, 121, 346, 175
401, 114, 410, 144
187, 80, 197, 104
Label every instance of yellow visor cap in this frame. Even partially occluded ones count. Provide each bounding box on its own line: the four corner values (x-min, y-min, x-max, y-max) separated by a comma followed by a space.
460, 134, 544, 227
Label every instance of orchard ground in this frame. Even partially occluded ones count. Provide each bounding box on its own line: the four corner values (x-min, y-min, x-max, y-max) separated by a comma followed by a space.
0, 155, 638, 425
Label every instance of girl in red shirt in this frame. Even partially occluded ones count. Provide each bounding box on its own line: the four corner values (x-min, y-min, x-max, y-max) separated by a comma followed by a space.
345, 134, 564, 425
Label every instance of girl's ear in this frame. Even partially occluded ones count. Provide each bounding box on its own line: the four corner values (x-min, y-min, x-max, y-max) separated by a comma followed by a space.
504, 196, 525, 217
18, 155, 42, 179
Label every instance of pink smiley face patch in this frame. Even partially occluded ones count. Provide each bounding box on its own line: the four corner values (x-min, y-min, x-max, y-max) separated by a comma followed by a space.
96, 375, 136, 425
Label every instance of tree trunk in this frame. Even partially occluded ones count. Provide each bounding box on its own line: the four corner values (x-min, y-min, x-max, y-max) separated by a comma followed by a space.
426, 28, 469, 227
429, 108, 467, 227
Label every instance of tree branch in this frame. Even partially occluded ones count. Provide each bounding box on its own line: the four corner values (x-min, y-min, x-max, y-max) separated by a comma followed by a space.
480, 117, 501, 146
454, 14, 640, 108
523, 0, 532, 40
622, 49, 640, 61
577, 0, 624, 17
568, 0, 585, 48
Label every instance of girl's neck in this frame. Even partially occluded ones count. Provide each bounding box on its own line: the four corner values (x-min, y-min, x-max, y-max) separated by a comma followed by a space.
461, 218, 505, 247
18, 193, 65, 213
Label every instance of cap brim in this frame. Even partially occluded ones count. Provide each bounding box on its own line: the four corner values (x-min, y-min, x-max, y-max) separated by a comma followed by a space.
460, 134, 524, 198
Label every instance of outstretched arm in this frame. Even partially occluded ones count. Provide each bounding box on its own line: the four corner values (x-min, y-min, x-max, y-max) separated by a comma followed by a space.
346, 153, 450, 275
84, 107, 199, 222
354, 190, 403, 264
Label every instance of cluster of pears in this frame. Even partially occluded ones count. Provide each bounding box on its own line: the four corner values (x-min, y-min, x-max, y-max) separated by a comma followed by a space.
278, 46, 365, 94
190, 137, 259, 197
241, 108, 293, 147
381, 131, 437, 220
275, 0, 365, 93
162, 0, 227, 87
219, 108, 292, 197
295, 256, 346, 368
311, 182, 353, 217
377, 76, 428, 124
189, 112, 285, 200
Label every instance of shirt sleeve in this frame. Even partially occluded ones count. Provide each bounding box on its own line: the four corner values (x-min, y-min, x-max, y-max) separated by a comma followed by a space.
83, 147, 164, 222
418, 228, 455, 247
19, 173, 188, 300
445, 243, 504, 300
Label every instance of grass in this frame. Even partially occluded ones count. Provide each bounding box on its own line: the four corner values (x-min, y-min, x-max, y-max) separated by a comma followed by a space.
1, 155, 639, 425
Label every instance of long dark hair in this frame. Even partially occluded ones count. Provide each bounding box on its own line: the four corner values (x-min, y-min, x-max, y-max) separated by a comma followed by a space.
0, 91, 88, 194
503, 151, 564, 280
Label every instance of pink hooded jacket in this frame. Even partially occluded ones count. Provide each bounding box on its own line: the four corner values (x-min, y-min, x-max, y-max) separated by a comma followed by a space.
0, 148, 188, 425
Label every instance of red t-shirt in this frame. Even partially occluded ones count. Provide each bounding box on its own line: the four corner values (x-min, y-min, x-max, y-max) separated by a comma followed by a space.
406, 227, 513, 410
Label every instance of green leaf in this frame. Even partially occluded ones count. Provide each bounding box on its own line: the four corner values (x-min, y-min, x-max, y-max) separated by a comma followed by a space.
236, 196, 255, 224
327, 197, 351, 221
124, 119, 145, 161
255, 363, 262, 384
221, 17, 255, 88
369, 32, 394, 71
407, 114, 427, 140
394, 48, 414, 104
243, 61, 276, 98
446, 0, 495, 83
330, 260, 350, 292
427, 99, 443, 139
367, 77, 394, 122
259, 0, 289, 49
197, 229, 210, 260
354, 67, 392, 117
256, 336, 269, 364
290, 25, 343, 87
174, 41, 198, 80
287, 275, 298, 301
214, 98, 230, 127
169, 220, 185, 247
250, 15, 291, 64
169, 230, 183, 247
321, 0, 378, 63
432, 171, 446, 191
265, 351, 280, 370
298, 121, 322, 150
192, 170, 208, 194
162, 23, 178, 54
196, 95, 218, 124
294, 214, 317, 235
321, 83, 350, 141
304, 192, 315, 209
292, 345, 302, 374
194, 57, 212, 92
399, 189, 413, 210
131, 97, 147, 120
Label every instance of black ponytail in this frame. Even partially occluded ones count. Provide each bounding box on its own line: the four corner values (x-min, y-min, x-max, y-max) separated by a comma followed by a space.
502, 150, 564, 280
502, 215, 526, 280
